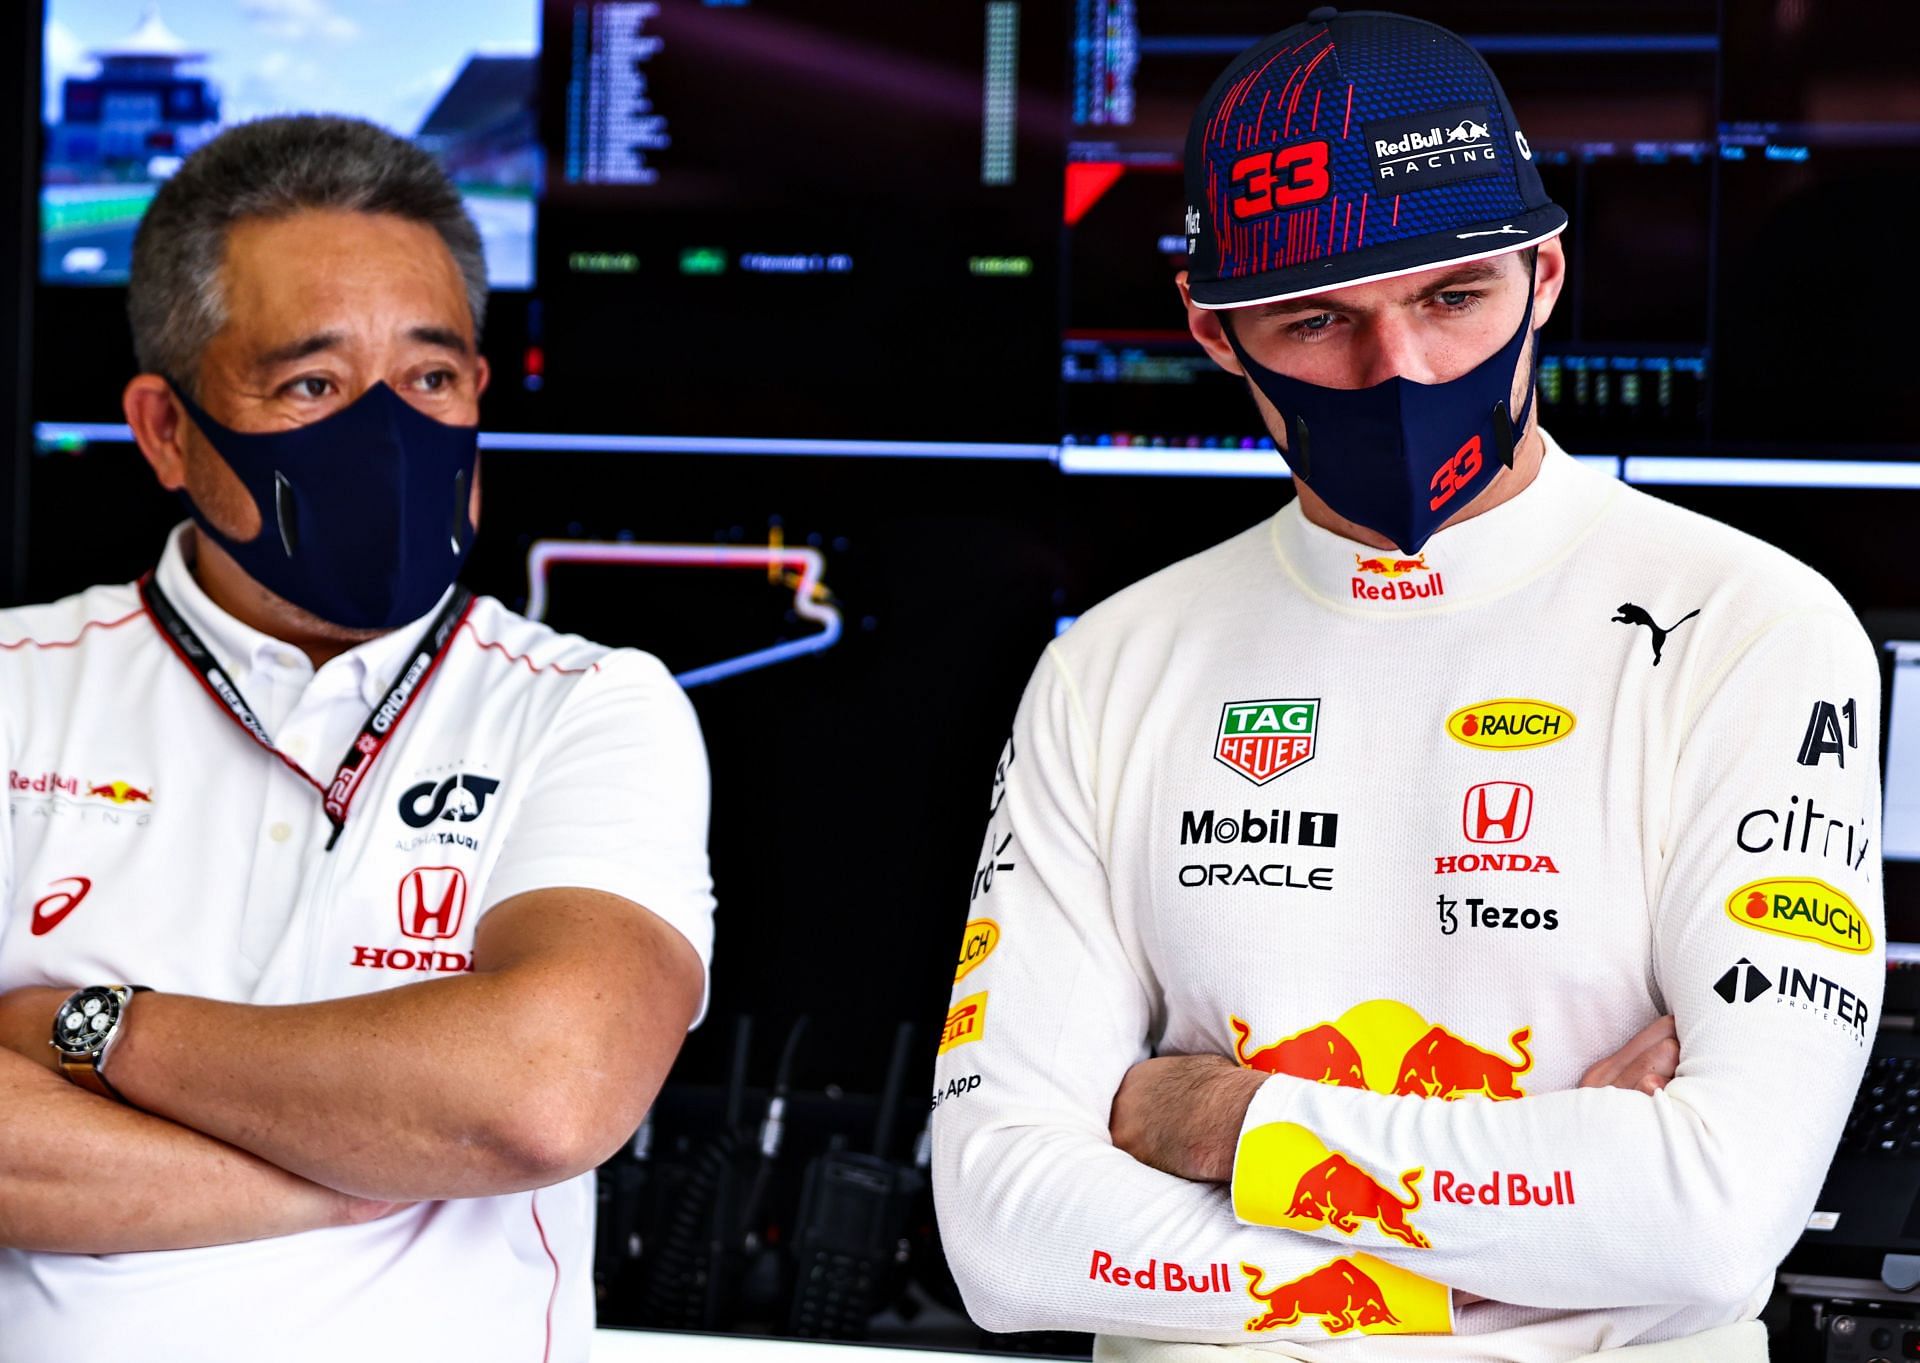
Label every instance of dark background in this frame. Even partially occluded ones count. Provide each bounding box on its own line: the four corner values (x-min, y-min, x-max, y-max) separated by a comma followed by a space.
7, 1, 1920, 1352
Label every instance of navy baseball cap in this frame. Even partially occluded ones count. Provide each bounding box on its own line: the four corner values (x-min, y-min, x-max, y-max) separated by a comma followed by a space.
1184, 6, 1566, 309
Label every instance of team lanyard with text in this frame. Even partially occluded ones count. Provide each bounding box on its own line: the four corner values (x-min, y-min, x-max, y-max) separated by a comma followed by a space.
139, 575, 475, 850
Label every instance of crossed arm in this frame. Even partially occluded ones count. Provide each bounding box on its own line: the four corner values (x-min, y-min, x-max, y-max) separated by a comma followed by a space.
0, 887, 703, 1250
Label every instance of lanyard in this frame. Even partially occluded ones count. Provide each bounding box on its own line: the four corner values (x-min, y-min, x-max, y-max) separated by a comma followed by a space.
139, 575, 475, 850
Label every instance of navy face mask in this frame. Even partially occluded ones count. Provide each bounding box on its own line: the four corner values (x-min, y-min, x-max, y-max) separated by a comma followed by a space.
168, 379, 479, 631
1220, 256, 1540, 554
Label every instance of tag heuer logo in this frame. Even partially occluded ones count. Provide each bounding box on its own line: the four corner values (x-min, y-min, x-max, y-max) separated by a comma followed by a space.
1215, 699, 1319, 785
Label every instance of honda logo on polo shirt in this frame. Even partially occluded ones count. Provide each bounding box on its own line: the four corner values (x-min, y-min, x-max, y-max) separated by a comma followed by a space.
399, 773, 501, 828
398, 866, 468, 941
1464, 783, 1532, 844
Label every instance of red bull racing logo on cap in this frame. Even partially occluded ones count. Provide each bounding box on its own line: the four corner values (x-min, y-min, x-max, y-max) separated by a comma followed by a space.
1216, 699, 1319, 785
1233, 1121, 1429, 1248
1231, 999, 1533, 1101
1240, 1253, 1450, 1336
1724, 876, 1873, 955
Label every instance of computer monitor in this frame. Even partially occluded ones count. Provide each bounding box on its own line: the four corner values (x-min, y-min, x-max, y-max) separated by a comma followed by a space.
1868, 614, 1920, 960
40, 0, 540, 289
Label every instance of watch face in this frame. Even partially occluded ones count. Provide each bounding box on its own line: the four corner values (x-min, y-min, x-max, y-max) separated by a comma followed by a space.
52, 987, 122, 1058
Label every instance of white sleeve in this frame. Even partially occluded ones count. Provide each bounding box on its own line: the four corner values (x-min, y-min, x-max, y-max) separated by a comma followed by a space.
480, 649, 716, 1020
1228, 606, 1884, 1309
931, 645, 1455, 1344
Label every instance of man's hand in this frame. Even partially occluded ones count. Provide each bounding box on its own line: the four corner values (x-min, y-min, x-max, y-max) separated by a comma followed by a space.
1578, 1014, 1679, 1094
1109, 1053, 1266, 1183
0, 987, 69, 1076
1110, 1014, 1684, 1185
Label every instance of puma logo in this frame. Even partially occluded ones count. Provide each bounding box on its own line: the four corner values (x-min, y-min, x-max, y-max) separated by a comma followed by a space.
1612, 603, 1700, 666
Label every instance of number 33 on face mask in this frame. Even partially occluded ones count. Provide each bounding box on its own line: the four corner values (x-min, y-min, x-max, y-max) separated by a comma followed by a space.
1429, 435, 1485, 512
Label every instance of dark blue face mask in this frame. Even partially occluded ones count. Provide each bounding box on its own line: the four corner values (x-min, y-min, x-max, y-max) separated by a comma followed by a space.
168, 379, 479, 631
1220, 255, 1540, 554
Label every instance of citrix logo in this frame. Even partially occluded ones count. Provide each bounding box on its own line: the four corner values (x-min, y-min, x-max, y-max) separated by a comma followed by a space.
400, 774, 501, 828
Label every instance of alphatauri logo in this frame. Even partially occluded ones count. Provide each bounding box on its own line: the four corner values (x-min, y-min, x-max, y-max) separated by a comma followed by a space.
399, 773, 501, 827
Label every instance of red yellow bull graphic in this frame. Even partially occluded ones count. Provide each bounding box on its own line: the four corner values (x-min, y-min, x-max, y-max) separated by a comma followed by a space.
939, 992, 988, 1055
1724, 876, 1872, 954
84, 779, 153, 805
1230, 999, 1533, 1100
1240, 1253, 1450, 1336
1233, 1121, 1429, 1247
1444, 699, 1575, 751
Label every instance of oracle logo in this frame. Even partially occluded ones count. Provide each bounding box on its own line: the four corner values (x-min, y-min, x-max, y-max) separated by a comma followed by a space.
398, 866, 468, 942
1463, 782, 1532, 844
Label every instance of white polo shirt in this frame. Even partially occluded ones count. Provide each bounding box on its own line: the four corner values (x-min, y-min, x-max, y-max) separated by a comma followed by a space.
0, 522, 716, 1363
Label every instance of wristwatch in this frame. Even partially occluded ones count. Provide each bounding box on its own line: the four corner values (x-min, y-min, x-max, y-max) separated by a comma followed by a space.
49, 984, 149, 1102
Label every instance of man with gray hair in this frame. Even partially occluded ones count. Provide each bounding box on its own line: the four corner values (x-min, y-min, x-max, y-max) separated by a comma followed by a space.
0, 115, 715, 1361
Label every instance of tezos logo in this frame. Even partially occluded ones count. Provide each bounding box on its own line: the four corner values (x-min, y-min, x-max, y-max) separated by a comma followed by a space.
1437, 893, 1559, 935
1216, 699, 1318, 785
399, 773, 501, 828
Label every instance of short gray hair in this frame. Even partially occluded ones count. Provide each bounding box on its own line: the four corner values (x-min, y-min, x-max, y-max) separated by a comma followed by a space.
127, 114, 488, 389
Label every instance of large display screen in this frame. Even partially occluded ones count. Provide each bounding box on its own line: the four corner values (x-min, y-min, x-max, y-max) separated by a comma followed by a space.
41, 0, 539, 288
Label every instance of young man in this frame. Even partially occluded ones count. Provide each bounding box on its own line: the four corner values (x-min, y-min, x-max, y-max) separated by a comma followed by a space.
0, 116, 714, 1362
933, 10, 1881, 1360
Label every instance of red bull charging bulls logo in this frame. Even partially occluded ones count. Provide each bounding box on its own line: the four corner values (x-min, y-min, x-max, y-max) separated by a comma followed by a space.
1230, 999, 1533, 1101
1240, 1252, 1450, 1336
1233, 1120, 1430, 1248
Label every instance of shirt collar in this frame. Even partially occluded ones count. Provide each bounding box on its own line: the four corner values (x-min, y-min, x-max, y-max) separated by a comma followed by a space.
1267, 426, 1623, 614
151, 521, 454, 708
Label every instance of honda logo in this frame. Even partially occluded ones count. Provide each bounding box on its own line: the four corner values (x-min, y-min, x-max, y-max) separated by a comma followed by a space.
1463, 782, 1532, 844
398, 866, 468, 941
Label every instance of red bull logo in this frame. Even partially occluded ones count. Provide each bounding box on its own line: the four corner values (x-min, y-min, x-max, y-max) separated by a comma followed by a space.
1231, 1016, 1367, 1088
1214, 699, 1318, 785
1230, 1000, 1533, 1101
1288, 1155, 1428, 1247
1351, 553, 1445, 602
85, 780, 153, 805
1233, 1121, 1429, 1249
1088, 1250, 1232, 1294
1394, 1024, 1532, 1099
1240, 1253, 1450, 1336
1430, 1169, 1575, 1207
1353, 554, 1431, 579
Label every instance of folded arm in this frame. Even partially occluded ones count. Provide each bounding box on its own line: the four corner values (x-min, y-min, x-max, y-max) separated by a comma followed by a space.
0, 1044, 391, 1252
83, 886, 703, 1201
